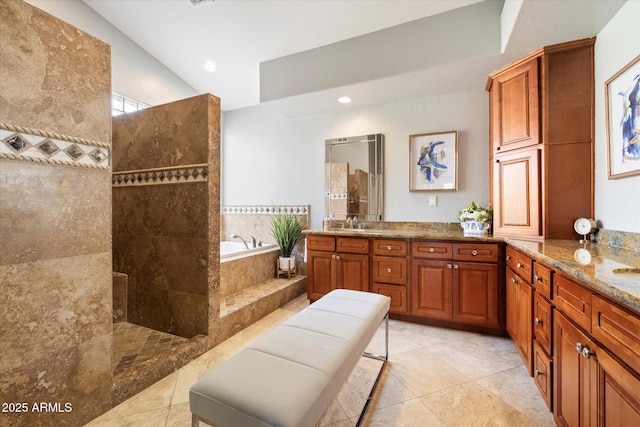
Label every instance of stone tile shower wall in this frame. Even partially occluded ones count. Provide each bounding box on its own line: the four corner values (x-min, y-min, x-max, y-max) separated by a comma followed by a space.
112, 94, 221, 340
0, 1, 112, 426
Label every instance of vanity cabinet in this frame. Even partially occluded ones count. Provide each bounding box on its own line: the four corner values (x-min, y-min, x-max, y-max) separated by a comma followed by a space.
551, 272, 640, 427
371, 239, 409, 314
487, 38, 595, 239
532, 261, 555, 411
411, 241, 502, 329
306, 235, 369, 301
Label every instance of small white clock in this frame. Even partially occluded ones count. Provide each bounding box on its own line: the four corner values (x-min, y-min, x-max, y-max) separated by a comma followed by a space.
574, 218, 596, 242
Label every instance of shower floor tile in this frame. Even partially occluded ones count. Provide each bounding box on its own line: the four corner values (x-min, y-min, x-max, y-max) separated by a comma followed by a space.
112, 322, 187, 376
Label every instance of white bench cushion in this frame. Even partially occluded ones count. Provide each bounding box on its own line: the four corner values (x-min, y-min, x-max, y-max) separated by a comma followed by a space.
190, 289, 390, 427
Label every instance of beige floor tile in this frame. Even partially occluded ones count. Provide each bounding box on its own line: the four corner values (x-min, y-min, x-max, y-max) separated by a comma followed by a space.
359, 398, 446, 427
421, 381, 538, 427
95, 371, 178, 421
318, 398, 351, 426
424, 334, 521, 380
86, 406, 169, 427
474, 366, 555, 426
336, 357, 383, 418
165, 402, 192, 427
387, 348, 470, 397
390, 320, 481, 347
367, 363, 416, 410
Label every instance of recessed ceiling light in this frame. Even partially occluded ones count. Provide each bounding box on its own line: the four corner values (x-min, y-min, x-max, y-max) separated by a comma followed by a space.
203, 60, 217, 73
338, 96, 352, 104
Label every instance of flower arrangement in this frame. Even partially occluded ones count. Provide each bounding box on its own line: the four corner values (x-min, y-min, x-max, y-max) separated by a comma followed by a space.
458, 201, 493, 223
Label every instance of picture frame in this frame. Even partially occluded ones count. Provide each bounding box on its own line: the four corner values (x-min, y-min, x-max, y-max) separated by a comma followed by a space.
409, 130, 458, 191
605, 55, 640, 179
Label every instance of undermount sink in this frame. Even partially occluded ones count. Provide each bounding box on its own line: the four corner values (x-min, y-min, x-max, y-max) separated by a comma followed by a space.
612, 268, 640, 275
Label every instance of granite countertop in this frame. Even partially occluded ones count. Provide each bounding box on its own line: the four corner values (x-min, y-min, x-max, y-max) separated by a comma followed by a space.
304, 227, 640, 314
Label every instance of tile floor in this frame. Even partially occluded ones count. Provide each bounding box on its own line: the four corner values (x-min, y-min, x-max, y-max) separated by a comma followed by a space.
112, 322, 188, 377
89, 295, 555, 426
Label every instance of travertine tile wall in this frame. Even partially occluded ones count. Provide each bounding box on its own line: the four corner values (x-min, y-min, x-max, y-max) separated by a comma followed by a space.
221, 205, 310, 275
112, 94, 221, 340
0, 1, 112, 426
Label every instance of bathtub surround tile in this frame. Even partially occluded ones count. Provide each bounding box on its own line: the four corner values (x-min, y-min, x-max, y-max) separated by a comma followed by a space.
220, 246, 279, 297
113, 272, 128, 322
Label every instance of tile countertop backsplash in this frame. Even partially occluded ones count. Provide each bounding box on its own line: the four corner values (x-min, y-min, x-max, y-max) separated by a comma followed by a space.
304, 222, 640, 314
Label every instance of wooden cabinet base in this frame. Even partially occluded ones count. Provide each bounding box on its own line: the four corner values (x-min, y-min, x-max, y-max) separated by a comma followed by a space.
391, 313, 507, 337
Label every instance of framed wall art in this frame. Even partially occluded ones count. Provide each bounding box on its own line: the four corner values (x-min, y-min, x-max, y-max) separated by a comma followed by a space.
409, 131, 458, 191
605, 55, 640, 179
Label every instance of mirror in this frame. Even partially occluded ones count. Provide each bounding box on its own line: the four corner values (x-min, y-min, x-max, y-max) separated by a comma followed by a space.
325, 133, 384, 221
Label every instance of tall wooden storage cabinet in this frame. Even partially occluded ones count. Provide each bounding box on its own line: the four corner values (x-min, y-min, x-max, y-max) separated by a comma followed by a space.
486, 38, 595, 239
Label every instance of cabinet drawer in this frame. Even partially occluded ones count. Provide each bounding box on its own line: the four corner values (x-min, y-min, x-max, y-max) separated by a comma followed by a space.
372, 256, 407, 285
533, 262, 553, 301
412, 241, 452, 259
372, 283, 408, 314
533, 340, 553, 412
554, 274, 592, 333
533, 292, 553, 356
506, 246, 533, 282
336, 237, 369, 254
306, 235, 335, 252
453, 243, 499, 263
592, 295, 640, 374
373, 239, 408, 256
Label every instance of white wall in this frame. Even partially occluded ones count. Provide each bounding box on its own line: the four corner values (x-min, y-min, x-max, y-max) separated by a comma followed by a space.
223, 89, 489, 229
594, 0, 640, 233
25, 0, 197, 106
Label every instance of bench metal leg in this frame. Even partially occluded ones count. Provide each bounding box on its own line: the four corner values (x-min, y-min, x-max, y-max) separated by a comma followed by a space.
358, 312, 389, 426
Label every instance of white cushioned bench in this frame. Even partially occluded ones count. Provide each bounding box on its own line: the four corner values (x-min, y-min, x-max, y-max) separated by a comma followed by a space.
189, 289, 390, 427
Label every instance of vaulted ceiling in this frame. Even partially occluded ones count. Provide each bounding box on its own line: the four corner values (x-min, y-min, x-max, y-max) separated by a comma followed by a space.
84, 0, 626, 117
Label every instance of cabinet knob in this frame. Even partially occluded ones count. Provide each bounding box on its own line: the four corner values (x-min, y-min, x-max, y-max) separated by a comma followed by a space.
576, 342, 584, 353
471, 250, 478, 256
447, 263, 453, 269
534, 317, 541, 325
533, 275, 539, 282
534, 369, 542, 377
387, 268, 392, 273
429, 247, 435, 253
453, 264, 459, 270
387, 245, 392, 251
335, 255, 341, 260
517, 262, 523, 269
510, 277, 517, 284
506, 255, 511, 261
581, 346, 593, 359
332, 254, 336, 259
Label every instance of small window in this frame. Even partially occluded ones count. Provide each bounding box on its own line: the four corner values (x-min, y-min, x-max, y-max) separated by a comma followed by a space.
112, 93, 150, 116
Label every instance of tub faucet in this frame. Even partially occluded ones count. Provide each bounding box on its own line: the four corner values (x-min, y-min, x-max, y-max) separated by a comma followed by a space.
246, 234, 257, 248
231, 234, 249, 249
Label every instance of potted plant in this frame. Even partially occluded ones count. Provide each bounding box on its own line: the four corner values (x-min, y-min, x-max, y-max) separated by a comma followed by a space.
458, 201, 493, 236
270, 209, 304, 271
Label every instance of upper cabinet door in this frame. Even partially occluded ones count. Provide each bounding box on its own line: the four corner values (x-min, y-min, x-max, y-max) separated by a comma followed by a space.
490, 58, 540, 154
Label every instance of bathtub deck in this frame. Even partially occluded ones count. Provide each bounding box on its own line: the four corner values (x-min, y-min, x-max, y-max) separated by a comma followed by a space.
219, 275, 307, 340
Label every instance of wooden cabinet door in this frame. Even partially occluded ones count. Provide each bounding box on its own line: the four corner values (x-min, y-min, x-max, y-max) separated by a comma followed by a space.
506, 267, 518, 339
411, 259, 452, 320
533, 291, 553, 356
335, 252, 369, 292
514, 277, 534, 375
489, 57, 540, 153
372, 283, 408, 315
307, 251, 334, 301
554, 310, 597, 427
596, 344, 640, 427
493, 147, 541, 237
453, 262, 499, 327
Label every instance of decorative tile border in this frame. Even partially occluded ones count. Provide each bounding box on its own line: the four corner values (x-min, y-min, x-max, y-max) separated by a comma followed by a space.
112, 164, 208, 187
0, 123, 110, 170
222, 205, 309, 215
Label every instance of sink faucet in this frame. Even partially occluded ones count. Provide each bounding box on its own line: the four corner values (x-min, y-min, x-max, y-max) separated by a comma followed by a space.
231, 234, 249, 249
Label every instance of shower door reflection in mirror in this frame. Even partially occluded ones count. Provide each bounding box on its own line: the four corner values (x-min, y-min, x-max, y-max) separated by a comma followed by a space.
325, 133, 384, 221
